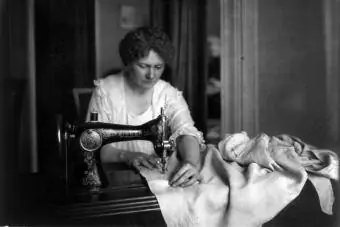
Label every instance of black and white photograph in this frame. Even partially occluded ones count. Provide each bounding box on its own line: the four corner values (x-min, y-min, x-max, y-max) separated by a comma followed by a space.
0, 0, 339, 226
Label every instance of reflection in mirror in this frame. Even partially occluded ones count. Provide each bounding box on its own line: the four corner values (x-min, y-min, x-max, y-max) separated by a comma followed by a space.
205, 0, 221, 144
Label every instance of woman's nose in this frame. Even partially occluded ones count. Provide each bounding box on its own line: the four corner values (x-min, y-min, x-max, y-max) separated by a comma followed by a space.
146, 68, 155, 80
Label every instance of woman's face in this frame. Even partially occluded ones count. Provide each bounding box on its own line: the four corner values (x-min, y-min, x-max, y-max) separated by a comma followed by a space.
128, 50, 165, 90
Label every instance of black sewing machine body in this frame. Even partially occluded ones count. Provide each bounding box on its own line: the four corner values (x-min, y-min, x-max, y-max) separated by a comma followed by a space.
57, 108, 174, 195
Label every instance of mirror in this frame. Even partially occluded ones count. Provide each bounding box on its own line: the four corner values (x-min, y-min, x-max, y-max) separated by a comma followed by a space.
205, 0, 221, 144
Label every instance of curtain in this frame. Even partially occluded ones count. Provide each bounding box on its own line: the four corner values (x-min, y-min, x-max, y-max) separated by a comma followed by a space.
150, 0, 207, 134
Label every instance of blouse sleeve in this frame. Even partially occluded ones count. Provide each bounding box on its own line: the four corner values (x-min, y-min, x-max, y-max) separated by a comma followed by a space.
86, 79, 112, 123
164, 88, 206, 151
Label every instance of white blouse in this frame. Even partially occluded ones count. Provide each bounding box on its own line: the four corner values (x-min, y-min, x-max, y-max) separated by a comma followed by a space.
86, 73, 205, 155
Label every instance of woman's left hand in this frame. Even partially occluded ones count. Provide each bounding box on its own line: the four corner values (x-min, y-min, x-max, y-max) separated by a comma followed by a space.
169, 162, 201, 188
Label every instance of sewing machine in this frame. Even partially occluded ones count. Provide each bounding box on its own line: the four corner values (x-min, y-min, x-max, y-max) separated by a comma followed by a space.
57, 108, 175, 193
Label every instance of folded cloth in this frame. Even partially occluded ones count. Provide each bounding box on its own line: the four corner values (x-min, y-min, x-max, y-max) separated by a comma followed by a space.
218, 132, 339, 215
140, 131, 313, 227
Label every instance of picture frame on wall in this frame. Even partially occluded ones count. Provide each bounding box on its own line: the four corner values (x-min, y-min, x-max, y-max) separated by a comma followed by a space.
120, 5, 138, 30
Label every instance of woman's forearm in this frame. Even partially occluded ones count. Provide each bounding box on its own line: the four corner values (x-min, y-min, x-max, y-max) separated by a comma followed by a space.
176, 135, 201, 167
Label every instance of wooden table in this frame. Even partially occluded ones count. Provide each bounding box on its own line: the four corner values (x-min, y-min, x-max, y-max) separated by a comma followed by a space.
4, 170, 337, 226
48, 184, 166, 226
11, 167, 167, 226
39, 163, 168, 226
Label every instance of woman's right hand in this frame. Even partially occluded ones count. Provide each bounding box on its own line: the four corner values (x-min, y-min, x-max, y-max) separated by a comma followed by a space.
122, 151, 161, 171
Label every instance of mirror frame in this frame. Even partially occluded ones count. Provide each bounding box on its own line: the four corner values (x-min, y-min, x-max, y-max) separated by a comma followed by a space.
220, 0, 259, 137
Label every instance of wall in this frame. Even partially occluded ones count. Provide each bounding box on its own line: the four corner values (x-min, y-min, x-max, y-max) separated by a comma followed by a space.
221, 0, 339, 149
206, 0, 220, 37
0, 0, 9, 221
257, 0, 328, 147
0, 0, 34, 222
9, 0, 38, 173
95, 0, 150, 78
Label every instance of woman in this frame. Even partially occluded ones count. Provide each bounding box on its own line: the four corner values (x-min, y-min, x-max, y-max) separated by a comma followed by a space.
86, 26, 205, 188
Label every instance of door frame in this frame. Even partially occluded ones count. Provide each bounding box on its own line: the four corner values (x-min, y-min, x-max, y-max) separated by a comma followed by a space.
324, 0, 340, 146
220, 0, 259, 137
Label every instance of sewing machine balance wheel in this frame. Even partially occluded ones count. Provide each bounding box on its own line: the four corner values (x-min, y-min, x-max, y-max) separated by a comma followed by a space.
55, 114, 77, 190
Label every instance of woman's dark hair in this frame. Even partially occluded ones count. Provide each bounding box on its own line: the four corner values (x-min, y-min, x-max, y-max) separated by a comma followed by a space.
119, 26, 174, 66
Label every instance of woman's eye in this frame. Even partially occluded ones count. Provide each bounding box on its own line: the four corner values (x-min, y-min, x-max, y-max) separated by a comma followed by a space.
138, 64, 147, 69
155, 65, 164, 70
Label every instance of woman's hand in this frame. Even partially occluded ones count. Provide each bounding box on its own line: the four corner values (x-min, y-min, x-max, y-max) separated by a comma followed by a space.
122, 152, 162, 171
169, 162, 201, 188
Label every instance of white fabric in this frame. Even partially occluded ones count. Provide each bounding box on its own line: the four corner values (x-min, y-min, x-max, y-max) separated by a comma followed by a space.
140, 144, 308, 227
218, 132, 338, 215
86, 73, 205, 154
308, 175, 335, 215
139, 132, 338, 227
